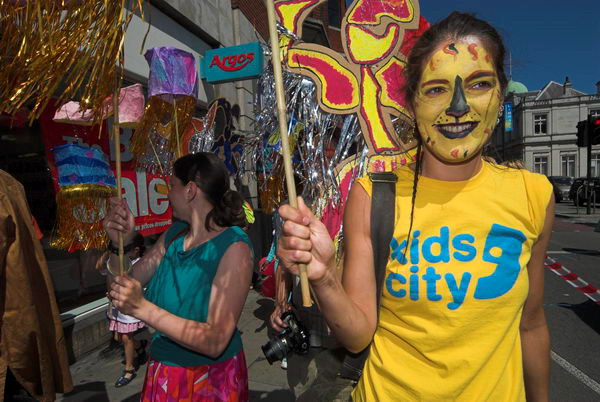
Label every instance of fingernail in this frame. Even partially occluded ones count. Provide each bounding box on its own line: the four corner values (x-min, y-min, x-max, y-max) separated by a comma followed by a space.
302, 217, 310, 225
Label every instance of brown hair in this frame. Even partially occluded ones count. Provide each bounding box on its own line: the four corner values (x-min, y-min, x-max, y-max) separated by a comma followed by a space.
173, 153, 246, 231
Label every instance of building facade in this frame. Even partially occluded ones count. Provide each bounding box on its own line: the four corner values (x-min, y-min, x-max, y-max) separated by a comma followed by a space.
494, 78, 600, 178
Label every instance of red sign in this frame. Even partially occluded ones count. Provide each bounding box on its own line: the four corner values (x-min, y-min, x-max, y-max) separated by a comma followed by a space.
209, 52, 255, 72
40, 101, 172, 236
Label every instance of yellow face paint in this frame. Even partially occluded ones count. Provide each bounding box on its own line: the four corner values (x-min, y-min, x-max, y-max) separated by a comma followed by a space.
414, 39, 502, 163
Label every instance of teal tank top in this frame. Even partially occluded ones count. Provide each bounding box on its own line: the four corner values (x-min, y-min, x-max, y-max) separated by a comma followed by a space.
144, 221, 252, 366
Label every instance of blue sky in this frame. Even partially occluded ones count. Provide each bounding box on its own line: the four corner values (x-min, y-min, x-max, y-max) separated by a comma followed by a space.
419, 0, 600, 94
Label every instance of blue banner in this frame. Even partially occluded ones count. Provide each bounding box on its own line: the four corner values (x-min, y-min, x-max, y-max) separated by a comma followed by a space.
504, 102, 513, 132
200, 42, 263, 84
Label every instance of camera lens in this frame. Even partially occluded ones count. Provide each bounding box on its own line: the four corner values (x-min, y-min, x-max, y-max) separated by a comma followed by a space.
261, 337, 289, 364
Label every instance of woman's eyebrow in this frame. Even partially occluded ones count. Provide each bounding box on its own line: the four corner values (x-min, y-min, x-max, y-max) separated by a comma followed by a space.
465, 70, 495, 81
420, 79, 448, 88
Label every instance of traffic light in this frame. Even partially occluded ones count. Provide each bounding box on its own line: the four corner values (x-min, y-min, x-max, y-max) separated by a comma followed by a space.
577, 119, 588, 147
591, 116, 600, 145
576, 115, 600, 147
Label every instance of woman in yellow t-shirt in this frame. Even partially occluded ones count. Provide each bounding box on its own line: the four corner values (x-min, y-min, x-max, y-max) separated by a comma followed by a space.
277, 12, 553, 402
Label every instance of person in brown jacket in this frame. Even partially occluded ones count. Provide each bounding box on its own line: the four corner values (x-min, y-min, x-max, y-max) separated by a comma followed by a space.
0, 169, 73, 401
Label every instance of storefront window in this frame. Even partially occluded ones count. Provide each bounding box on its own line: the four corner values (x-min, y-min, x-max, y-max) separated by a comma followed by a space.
0, 87, 173, 313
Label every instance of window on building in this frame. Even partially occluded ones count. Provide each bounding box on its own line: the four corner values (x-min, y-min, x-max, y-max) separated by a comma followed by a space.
591, 153, 600, 177
328, 0, 341, 28
534, 114, 547, 135
533, 154, 548, 175
561, 154, 576, 177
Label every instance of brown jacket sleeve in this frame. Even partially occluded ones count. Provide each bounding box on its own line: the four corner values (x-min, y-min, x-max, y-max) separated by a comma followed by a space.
0, 170, 73, 401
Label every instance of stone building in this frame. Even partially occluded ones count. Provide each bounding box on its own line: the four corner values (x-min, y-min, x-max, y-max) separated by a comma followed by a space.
493, 77, 600, 177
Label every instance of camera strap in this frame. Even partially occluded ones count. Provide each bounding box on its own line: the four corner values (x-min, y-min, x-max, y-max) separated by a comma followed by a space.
338, 171, 397, 382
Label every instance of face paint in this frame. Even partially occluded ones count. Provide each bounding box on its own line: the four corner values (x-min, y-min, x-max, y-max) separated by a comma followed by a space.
414, 38, 501, 163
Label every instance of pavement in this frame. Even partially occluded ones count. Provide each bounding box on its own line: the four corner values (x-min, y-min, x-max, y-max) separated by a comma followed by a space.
554, 201, 600, 227
56, 290, 349, 402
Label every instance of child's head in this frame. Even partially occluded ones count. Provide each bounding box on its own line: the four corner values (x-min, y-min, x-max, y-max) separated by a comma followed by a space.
127, 232, 145, 260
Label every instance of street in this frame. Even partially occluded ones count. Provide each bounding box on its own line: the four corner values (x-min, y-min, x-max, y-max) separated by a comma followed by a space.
545, 204, 600, 401
57, 204, 600, 402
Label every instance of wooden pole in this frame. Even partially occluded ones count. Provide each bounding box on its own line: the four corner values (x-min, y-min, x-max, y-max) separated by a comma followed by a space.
265, 0, 312, 307
173, 97, 181, 158
113, 87, 124, 276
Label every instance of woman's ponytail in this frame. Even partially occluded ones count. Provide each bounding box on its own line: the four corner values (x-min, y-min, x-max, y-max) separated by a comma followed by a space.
209, 189, 247, 229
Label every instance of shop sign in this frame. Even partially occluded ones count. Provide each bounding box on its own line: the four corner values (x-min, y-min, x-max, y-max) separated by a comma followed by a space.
200, 42, 263, 83
40, 102, 172, 236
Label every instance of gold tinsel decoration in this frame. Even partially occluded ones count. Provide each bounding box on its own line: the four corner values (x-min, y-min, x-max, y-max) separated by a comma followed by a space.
51, 184, 117, 252
0, 0, 145, 124
130, 96, 196, 171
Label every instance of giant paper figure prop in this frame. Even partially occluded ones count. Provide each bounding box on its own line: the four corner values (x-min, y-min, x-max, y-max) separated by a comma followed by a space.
0, 1, 145, 125
244, 0, 428, 265
211, 98, 244, 175
51, 144, 116, 252
275, 0, 429, 171
131, 47, 199, 174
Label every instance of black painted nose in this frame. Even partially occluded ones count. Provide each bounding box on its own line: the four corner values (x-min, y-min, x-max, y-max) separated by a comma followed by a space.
445, 76, 470, 117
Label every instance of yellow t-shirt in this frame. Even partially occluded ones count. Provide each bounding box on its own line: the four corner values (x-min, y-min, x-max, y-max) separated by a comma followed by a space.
352, 160, 552, 402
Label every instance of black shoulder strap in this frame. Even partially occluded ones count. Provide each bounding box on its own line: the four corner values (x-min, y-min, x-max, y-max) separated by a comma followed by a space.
368, 171, 398, 310
339, 171, 397, 382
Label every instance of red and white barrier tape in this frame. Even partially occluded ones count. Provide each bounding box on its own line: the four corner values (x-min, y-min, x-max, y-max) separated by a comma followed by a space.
545, 256, 600, 305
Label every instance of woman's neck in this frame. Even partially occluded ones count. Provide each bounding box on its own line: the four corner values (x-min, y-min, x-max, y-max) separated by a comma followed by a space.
419, 148, 483, 181
182, 207, 225, 251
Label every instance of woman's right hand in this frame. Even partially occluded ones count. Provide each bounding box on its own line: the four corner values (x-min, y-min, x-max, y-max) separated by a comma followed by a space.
103, 197, 136, 245
270, 301, 292, 332
277, 197, 336, 284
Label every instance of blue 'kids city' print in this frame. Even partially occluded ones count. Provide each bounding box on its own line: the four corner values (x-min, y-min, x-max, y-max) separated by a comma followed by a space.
386, 224, 527, 310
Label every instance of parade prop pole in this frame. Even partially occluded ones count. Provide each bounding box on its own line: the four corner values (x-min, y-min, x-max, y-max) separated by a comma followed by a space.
113, 85, 125, 276
113, 1, 125, 276
265, 0, 312, 307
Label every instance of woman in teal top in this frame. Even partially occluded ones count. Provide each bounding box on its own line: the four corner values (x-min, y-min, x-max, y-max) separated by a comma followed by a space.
104, 152, 253, 401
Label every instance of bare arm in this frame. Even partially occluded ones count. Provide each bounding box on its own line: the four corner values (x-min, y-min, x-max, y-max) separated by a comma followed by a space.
270, 262, 293, 332
277, 188, 377, 353
104, 197, 167, 286
107, 230, 167, 286
111, 241, 253, 358
521, 196, 554, 402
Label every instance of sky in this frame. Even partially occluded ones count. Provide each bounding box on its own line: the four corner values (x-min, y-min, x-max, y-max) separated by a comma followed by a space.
418, 0, 600, 94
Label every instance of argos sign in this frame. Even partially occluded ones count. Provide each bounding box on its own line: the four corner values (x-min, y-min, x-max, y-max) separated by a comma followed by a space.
201, 42, 263, 84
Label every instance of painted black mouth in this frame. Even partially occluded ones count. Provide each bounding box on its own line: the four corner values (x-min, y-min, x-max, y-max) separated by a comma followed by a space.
435, 122, 479, 139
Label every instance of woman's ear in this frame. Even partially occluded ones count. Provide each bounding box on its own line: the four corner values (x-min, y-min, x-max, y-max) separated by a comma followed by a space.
185, 181, 198, 202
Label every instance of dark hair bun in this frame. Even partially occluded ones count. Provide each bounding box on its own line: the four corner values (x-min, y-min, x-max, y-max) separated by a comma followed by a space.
210, 189, 247, 228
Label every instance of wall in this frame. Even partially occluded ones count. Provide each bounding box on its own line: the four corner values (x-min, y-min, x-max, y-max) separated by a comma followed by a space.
151, 0, 235, 47
124, 3, 215, 104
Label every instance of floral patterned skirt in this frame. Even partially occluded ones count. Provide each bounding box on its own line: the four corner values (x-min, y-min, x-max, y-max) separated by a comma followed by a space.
140, 351, 248, 401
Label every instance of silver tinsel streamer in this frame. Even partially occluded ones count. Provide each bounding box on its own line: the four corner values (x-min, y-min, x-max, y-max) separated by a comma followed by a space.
188, 123, 216, 155
239, 56, 369, 220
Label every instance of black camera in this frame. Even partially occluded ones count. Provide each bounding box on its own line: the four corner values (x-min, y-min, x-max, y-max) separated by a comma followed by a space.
262, 311, 310, 364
